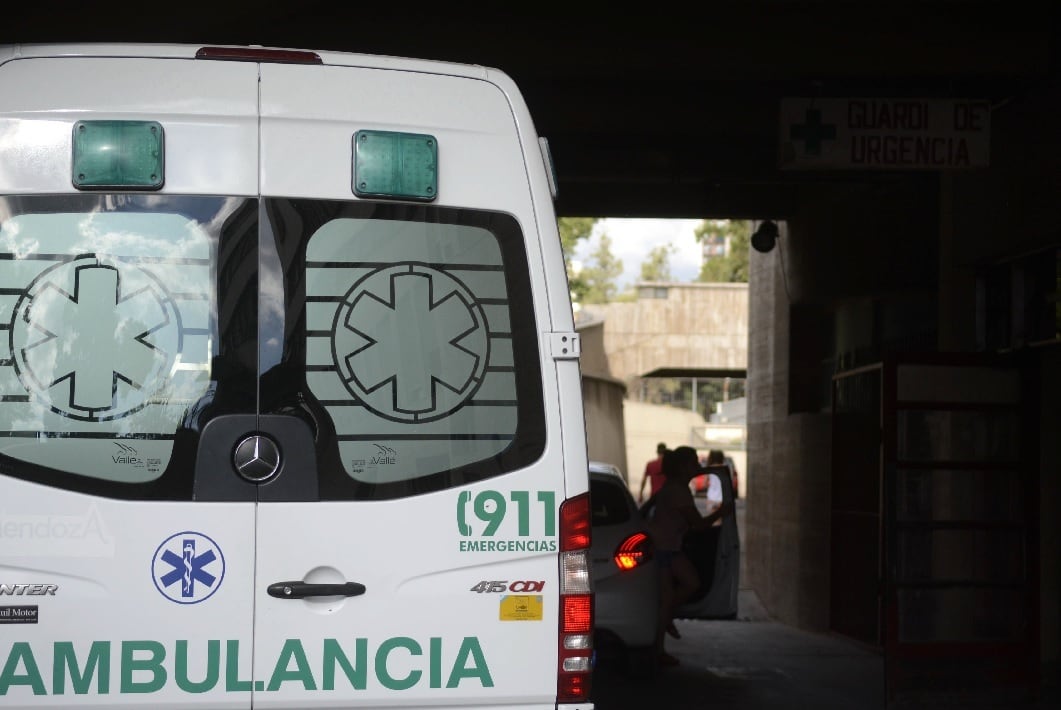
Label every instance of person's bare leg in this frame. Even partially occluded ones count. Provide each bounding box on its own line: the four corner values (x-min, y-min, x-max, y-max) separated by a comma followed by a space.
666, 554, 699, 640
656, 569, 680, 665
671, 554, 699, 606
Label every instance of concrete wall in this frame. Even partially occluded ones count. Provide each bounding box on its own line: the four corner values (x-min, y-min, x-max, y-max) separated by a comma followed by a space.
746, 222, 836, 629
576, 316, 611, 381
584, 283, 748, 383
948, 80, 1061, 679
582, 374, 628, 480
577, 316, 629, 479
622, 399, 708, 496
1038, 346, 1060, 680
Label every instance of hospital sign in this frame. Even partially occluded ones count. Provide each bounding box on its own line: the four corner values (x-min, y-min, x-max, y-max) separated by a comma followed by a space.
779, 98, 990, 170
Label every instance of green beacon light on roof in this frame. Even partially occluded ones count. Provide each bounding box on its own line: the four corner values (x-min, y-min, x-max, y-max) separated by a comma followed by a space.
72, 120, 165, 190
353, 130, 438, 202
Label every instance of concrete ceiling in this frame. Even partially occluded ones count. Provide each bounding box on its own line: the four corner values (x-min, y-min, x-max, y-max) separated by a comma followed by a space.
5, 1, 1059, 218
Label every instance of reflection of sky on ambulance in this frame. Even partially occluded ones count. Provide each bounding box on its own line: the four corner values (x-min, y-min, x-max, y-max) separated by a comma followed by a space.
0, 210, 213, 431
0, 118, 69, 191
0, 217, 37, 259
1, 211, 211, 262
75, 212, 211, 261
259, 245, 285, 371
18, 260, 173, 410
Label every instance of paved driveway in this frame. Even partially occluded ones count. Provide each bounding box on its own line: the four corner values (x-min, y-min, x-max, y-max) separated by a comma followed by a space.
591, 604, 885, 710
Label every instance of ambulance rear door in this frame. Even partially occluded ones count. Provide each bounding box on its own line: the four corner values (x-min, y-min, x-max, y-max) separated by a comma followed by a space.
250, 60, 578, 708
0, 50, 260, 710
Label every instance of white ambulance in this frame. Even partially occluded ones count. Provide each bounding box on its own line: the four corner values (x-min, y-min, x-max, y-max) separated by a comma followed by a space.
0, 43, 593, 709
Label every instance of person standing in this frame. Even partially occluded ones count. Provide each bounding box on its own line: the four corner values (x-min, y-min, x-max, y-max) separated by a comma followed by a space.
638, 442, 667, 504
647, 445, 733, 666
703, 449, 726, 525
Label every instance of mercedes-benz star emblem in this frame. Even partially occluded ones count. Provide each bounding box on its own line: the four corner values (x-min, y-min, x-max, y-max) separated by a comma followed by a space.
233, 435, 281, 482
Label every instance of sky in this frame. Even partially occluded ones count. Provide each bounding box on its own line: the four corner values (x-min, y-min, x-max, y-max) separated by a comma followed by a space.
571, 218, 704, 292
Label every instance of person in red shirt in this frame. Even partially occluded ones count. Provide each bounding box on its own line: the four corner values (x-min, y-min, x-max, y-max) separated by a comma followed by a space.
638, 442, 668, 504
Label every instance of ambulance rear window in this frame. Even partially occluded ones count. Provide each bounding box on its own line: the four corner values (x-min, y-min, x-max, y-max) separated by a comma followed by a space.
0, 196, 545, 501
0, 195, 254, 497
266, 200, 546, 499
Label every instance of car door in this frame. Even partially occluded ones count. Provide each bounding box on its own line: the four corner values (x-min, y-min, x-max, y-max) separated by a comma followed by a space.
680, 463, 741, 619
249, 62, 568, 708
0, 56, 260, 709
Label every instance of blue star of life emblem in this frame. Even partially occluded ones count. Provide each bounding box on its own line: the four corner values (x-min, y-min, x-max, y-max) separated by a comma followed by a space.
151, 531, 225, 604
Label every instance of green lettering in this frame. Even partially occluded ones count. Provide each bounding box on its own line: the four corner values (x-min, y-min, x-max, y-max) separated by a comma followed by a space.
476, 490, 506, 536
267, 639, 316, 691
538, 490, 556, 536
322, 638, 367, 690
376, 637, 421, 691
225, 640, 251, 692
53, 641, 110, 695
429, 637, 442, 688
447, 637, 492, 688
0, 642, 46, 695
175, 640, 220, 693
511, 490, 530, 535
120, 641, 166, 693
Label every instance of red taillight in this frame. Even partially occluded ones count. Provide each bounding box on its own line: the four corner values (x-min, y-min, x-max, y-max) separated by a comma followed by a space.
195, 46, 323, 64
558, 673, 591, 702
562, 594, 593, 634
560, 492, 591, 551
557, 492, 593, 703
614, 531, 654, 571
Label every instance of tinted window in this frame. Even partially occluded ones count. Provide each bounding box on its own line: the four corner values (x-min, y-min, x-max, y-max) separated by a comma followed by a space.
0, 195, 256, 498
264, 200, 545, 500
591, 478, 632, 525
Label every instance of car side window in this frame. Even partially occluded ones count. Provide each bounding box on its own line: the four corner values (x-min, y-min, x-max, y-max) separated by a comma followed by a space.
591, 479, 633, 525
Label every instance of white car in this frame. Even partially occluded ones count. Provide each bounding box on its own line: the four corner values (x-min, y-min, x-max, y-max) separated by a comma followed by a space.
589, 461, 661, 674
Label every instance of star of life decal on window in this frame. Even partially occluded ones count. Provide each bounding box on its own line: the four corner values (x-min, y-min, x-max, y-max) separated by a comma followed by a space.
0, 198, 223, 483
302, 212, 525, 485
10, 255, 181, 421
332, 263, 489, 423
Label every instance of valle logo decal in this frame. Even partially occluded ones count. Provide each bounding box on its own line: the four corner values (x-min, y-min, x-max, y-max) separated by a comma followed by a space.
151, 531, 225, 604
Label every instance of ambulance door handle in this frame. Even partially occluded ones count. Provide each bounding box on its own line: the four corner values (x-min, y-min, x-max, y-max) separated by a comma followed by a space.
267, 581, 367, 599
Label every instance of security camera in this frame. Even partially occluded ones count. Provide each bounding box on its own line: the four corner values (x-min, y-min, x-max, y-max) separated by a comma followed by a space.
751, 220, 780, 253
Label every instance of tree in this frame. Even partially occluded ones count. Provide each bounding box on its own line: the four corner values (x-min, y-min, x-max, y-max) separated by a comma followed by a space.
695, 219, 750, 283
558, 217, 596, 257
557, 217, 597, 302
580, 231, 624, 304
640, 243, 675, 282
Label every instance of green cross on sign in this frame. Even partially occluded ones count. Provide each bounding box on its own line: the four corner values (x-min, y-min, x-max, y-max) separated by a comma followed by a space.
790, 108, 837, 156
